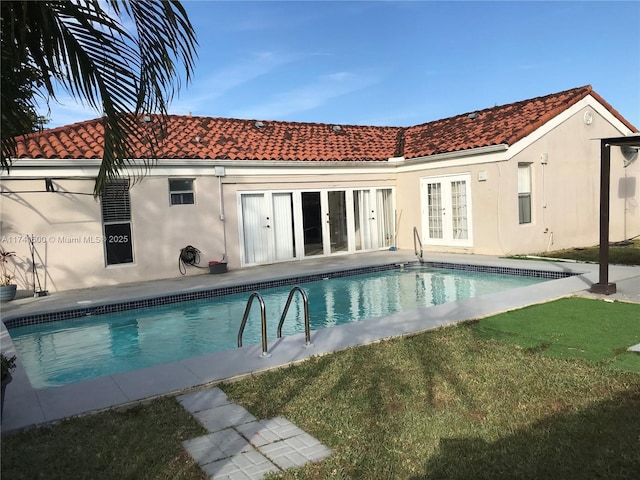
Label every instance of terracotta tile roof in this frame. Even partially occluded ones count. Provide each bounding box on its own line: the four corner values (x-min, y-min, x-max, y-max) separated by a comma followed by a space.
10, 85, 636, 162
15, 116, 400, 161
401, 85, 638, 158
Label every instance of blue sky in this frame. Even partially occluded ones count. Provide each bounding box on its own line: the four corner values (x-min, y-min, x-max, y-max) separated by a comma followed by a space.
43, 1, 640, 129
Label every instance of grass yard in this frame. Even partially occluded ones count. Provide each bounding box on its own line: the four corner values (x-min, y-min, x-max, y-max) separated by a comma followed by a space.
2, 299, 639, 479
474, 297, 640, 372
536, 238, 640, 265
0, 397, 207, 480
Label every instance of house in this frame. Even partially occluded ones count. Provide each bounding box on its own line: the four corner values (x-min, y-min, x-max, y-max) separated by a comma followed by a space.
0, 85, 638, 292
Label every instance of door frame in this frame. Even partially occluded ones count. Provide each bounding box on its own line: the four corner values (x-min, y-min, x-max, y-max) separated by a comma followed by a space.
238, 187, 396, 266
419, 173, 473, 247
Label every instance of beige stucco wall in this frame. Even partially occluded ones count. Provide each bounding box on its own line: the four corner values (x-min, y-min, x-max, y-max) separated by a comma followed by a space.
395, 105, 639, 256
503, 106, 639, 254
0, 175, 227, 292
1, 101, 636, 292
0, 170, 397, 292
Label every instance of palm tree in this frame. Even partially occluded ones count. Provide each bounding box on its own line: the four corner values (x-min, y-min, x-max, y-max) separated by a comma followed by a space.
1, 0, 197, 195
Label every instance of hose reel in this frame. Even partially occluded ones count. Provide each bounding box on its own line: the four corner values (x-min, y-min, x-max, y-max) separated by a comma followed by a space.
178, 245, 202, 275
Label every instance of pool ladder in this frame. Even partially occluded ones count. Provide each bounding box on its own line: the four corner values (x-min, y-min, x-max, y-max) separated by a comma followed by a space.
413, 226, 424, 264
237, 286, 312, 357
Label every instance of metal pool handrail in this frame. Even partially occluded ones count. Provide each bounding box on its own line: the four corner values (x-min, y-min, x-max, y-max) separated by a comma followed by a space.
277, 286, 312, 347
413, 226, 424, 263
237, 291, 270, 357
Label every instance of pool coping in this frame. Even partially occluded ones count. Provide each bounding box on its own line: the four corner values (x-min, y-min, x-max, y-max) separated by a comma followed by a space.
3, 261, 575, 329
1, 252, 639, 433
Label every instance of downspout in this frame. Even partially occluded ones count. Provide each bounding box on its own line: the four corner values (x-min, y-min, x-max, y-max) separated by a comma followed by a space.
215, 167, 227, 261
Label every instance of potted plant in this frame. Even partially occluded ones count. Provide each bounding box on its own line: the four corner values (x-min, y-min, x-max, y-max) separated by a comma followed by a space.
1, 353, 16, 419
0, 247, 17, 302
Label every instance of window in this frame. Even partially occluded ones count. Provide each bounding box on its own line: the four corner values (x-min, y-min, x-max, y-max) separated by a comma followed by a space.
518, 163, 532, 224
169, 178, 195, 205
101, 179, 134, 265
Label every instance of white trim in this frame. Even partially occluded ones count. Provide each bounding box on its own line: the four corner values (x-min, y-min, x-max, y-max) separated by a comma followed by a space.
507, 95, 635, 158
402, 144, 508, 164
420, 173, 473, 248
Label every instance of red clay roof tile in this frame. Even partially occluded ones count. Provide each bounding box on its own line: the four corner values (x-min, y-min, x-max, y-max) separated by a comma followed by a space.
8, 85, 636, 162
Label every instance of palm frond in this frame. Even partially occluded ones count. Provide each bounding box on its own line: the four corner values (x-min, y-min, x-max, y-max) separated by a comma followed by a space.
1, 0, 198, 195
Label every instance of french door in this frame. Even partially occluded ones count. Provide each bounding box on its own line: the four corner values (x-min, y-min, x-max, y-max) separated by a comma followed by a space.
353, 188, 395, 250
301, 190, 348, 256
240, 192, 295, 265
240, 187, 395, 266
420, 174, 473, 247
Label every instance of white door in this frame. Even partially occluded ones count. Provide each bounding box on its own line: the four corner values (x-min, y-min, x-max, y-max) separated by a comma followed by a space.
240, 192, 295, 265
271, 193, 295, 261
353, 188, 395, 251
353, 189, 373, 251
420, 174, 472, 247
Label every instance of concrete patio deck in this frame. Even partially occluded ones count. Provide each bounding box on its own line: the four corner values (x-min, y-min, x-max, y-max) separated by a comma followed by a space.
1, 251, 639, 435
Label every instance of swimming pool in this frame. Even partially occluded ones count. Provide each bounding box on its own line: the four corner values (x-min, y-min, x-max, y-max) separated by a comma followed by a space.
9, 264, 548, 388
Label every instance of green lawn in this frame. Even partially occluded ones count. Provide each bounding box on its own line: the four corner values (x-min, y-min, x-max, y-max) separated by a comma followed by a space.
474, 297, 640, 372
0, 398, 207, 480
536, 239, 640, 265
2, 299, 639, 480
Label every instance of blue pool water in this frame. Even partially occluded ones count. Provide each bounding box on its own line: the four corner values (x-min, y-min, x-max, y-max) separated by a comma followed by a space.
9, 266, 546, 388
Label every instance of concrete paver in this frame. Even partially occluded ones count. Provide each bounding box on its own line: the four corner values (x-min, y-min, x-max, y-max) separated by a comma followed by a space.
258, 432, 332, 470
178, 387, 232, 413
194, 403, 257, 432
235, 417, 306, 447
201, 449, 279, 480
178, 387, 332, 479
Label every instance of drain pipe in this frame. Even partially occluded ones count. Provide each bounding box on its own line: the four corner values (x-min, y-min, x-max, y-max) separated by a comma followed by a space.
215, 167, 227, 260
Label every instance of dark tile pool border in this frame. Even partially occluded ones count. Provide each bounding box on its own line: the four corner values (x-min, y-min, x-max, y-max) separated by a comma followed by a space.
4, 262, 576, 329
422, 261, 576, 279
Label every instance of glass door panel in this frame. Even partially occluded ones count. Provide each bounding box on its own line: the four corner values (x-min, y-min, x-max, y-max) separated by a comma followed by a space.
450, 180, 469, 240
375, 188, 394, 248
353, 189, 372, 251
327, 191, 347, 253
427, 182, 443, 240
302, 192, 323, 256
272, 193, 295, 261
420, 175, 472, 247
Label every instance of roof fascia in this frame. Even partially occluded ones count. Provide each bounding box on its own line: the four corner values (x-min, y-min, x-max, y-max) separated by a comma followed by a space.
1, 157, 398, 179
507, 95, 635, 158
395, 144, 509, 173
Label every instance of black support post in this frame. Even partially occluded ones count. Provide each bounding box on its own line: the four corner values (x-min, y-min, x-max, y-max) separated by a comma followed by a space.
590, 140, 616, 294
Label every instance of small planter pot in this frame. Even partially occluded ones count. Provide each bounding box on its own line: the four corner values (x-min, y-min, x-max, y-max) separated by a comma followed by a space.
208, 261, 228, 274
0, 285, 17, 303
1, 373, 12, 420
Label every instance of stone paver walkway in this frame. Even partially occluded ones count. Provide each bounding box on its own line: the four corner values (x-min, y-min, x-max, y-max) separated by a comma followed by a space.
177, 387, 331, 480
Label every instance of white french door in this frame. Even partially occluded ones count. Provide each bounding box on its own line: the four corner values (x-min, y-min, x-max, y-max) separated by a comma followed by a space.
353, 188, 395, 251
240, 187, 395, 266
240, 192, 296, 265
420, 174, 473, 247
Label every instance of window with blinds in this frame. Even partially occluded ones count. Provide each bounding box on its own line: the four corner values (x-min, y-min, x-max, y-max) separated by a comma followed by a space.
101, 179, 131, 222
100, 179, 134, 265
518, 163, 532, 224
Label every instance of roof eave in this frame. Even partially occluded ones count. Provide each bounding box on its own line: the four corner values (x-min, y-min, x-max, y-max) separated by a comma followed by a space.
403, 144, 509, 164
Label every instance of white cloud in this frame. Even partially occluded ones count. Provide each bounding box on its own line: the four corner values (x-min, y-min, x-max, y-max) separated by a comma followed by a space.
38, 96, 102, 128
229, 71, 378, 120
170, 51, 304, 115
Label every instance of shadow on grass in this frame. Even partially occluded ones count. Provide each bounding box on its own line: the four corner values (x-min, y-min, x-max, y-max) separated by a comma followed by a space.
412, 390, 640, 480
